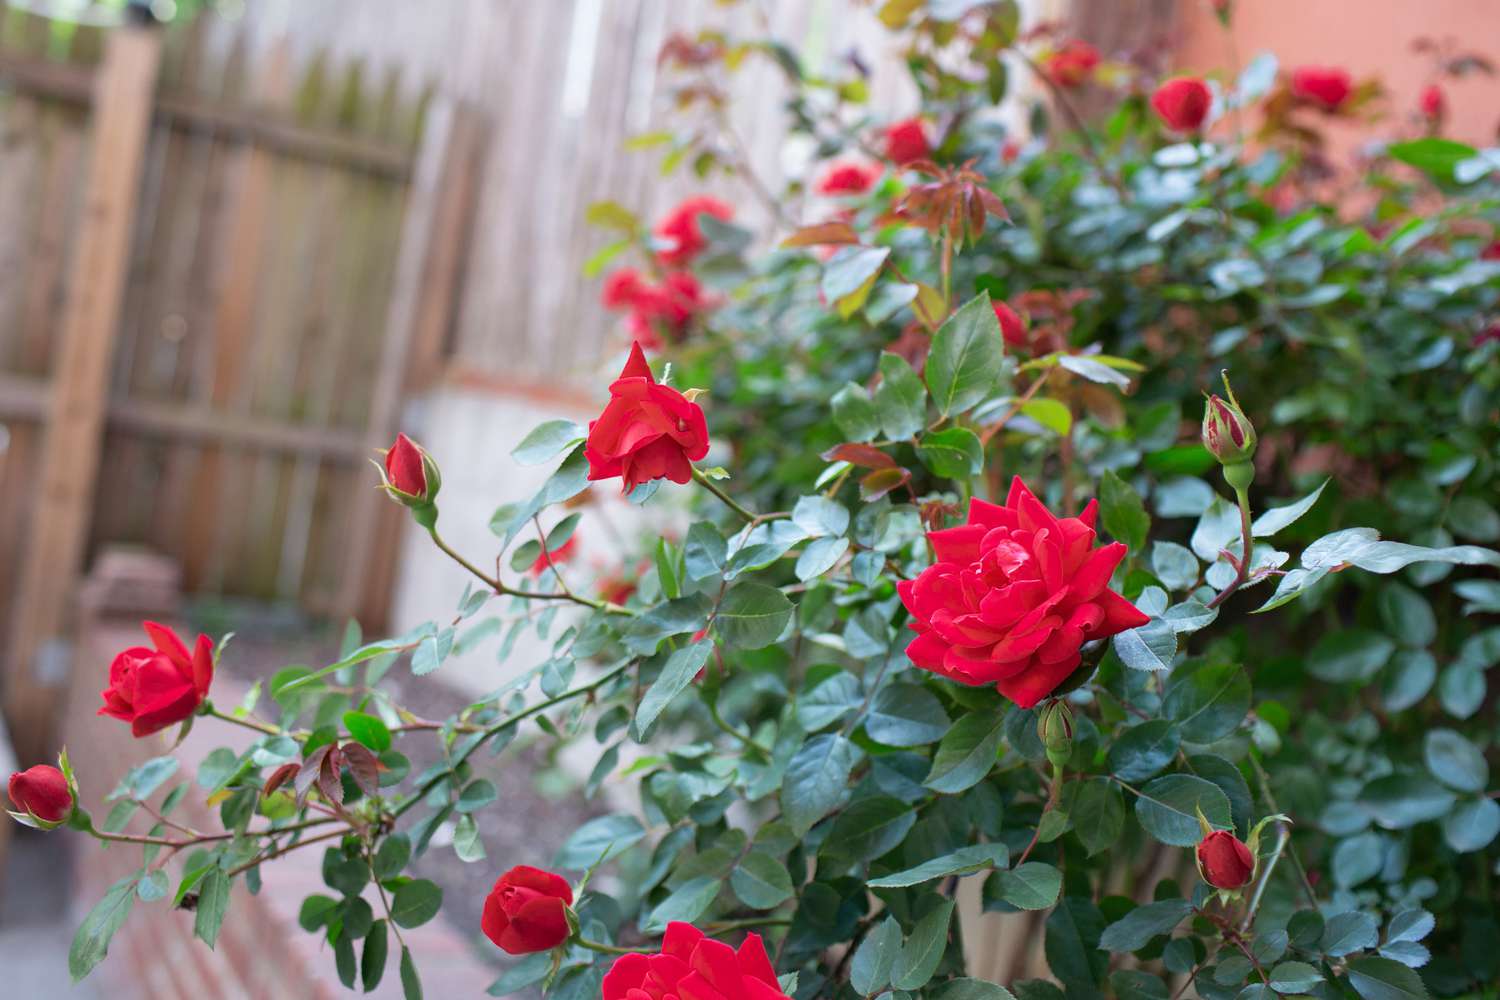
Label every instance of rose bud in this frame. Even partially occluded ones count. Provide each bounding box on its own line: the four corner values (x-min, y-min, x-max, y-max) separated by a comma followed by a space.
7, 764, 73, 828
1045, 40, 1100, 88
896, 477, 1149, 708
1419, 84, 1445, 122
98, 621, 214, 738
378, 433, 441, 512
883, 118, 931, 165
994, 300, 1029, 351
654, 195, 733, 268
481, 865, 574, 954
603, 923, 791, 1000
585, 342, 710, 494
1290, 65, 1352, 111
1151, 76, 1212, 133
1038, 700, 1075, 768
1196, 829, 1255, 889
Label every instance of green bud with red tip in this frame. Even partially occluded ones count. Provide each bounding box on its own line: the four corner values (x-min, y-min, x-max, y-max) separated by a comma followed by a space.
1202, 372, 1256, 491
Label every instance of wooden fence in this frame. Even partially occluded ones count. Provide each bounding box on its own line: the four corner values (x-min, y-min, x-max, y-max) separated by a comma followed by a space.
0, 6, 481, 758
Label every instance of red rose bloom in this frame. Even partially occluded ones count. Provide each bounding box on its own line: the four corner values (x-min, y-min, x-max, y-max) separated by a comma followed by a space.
994, 301, 1029, 351
1045, 40, 1100, 88
1419, 84, 1445, 121
1474, 324, 1500, 348
585, 342, 710, 493
817, 160, 880, 195
883, 118, 931, 165
1290, 66, 1352, 110
98, 622, 214, 738
1197, 830, 1255, 889
603, 922, 789, 1000
896, 477, 1149, 708
655, 196, 733, 267
1481, 240, 1500, 262
602, 268, 650, 309
481, 865, 573, 954
385, 433, 427, 497
604, 269, 712, 350
8, 764, 72, 824
530, 535, 579, 577
1151, 76, 1212, 132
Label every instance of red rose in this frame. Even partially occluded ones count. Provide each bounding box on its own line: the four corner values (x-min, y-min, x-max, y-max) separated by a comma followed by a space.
604, 270, 712, 349
603, 922, 789, 1000
994, 301, 1029, 351
1151, 76, 1212, 132
586, 342, 710, 493
1001, 140, 1022, 164
817, 160, 880, 195
384, 433, 428, 497
481, 865, 573, 954
7, 764, 72, 824
1481, 240, 1500, 262
1419, 84, 1445, 121
1474, 324, 1500, 348
1290, 66, 1352, 110
602, 268, 650, 309
1045, 41, 1100, 88
530, 534, 579, 577
1196, 830, 1255, 889
98, 622, 214, 737
896, 477, 1149, 708
655, 196, 733, 267
883, 118, 931, 165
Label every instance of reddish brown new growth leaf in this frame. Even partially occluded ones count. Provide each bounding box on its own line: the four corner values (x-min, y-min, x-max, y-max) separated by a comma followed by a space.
882, 160, 1007, 247
781, 221, 861, 248
658, 31, 725, 69
295, 745, 333, 804
263, 762, 300, 799
318, 746, 346, 806
821, 443, 897, 469
341, 743, 382, 797
860, 466, 912, 501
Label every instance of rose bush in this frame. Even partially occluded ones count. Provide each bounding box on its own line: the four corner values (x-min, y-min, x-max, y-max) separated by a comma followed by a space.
15, 4, 1500, 1000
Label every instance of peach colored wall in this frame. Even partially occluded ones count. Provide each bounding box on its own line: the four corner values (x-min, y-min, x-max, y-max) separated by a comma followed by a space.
1173, 0, 1500, 155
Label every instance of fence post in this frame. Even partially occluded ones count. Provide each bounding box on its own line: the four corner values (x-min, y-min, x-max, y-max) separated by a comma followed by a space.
335, 98, 486, 624
3, 24, 162, 763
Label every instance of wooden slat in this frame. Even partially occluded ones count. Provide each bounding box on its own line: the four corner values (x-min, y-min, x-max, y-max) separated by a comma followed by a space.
4, 25, 162, 762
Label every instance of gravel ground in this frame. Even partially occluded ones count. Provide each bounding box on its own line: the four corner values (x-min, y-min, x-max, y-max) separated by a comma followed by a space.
211, 610, 603, 972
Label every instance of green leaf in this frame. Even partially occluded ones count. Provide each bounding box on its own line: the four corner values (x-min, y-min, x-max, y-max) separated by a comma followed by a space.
1100, 470, 1150, 550
865, 683, 952, 746
556, 813, 646, 869
1108, 720, 1180, 781
924, 711, 1006, 793
824, 796, 916, 863
374, 834, 411, 881
716, 582, 793, 649
342, 711, 392, 753
400, 945, 423, 1000
1072, 778, 1125, 856
876, 352, 928, 439
1322, 910, 1379, 956
1423, 728, 1488, 793
1309, 630, 1395, 683
796, 536, 849, 581
1251, 479, 1329, 537
363, 919, 390, 991
1098, 899, 1193, 952
1021, 398, 1071, 435
932, 979, 1020, 1000
1151, 541, 1200, 591
1110, 971, 1169, 1000
918, 427, 985, 479
457, 779, 498, 814
991, 862, 1063, 910
1388, 138, 1479, 182
1443, 797, 1499, 852
822, 246, 890, 315
791, 495, 850, 538
796, 671, 862, 731
110, 755, 180, 802
1113, 619, 1176, 672
390, 879, 443, 929
633, 641, 713, 739
892, 898, 956, 990
832, 382, 881, 442
928, 292, 1004, 416
867, 843, 1009, 888
1267, 961, 1323, 993
194, 869, 231, 948
730, 851, 794, 909
1134, 774, 1232, 846
512, 420, 586, 465
782, 734, 860, 835
69, 876, 137, 981
643, 876, 720, 932
1346, 956, 1431, 1000
1162, 660, 1250, 743
851, 916, 902, 996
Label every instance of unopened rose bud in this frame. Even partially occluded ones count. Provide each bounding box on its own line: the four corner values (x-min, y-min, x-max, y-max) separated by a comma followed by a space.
481, 865, 574, 954
1201, 374, 1256, 490
1196, 829, 1255, 889
7, 764, 73, 829
377, 433, 441, 525
1038, 700, 1074, 768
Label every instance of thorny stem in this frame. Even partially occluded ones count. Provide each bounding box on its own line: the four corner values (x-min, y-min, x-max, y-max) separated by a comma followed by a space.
226, 827, 349, 878
691, 465, 759, 524
1017, 762, 1065, 866
428, 528, 631, 615
1241, 821, 1289, 931
206, 706, 282, 738
577, 937, 636, 955
1206, 485, 1254, 609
